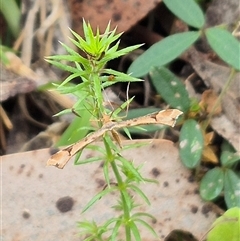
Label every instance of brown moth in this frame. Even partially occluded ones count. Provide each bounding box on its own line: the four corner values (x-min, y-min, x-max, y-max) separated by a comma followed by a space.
47, 109, 183, 169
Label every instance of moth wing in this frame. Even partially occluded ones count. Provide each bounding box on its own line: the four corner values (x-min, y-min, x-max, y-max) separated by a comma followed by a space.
47, 149, 72, 169
156, 109, 183, 126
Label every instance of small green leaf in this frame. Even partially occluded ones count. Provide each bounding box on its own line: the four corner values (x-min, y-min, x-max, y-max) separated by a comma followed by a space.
118, 156, 144, 182
150, 66, 190, 112
163, 0, 205, 28
179, 119, 204, 168
205, 27, 240, 70
207, 207, 240, 241
200, 167, 224, 200
110, 219, 122, 241
131, 214, 158, 238
128, 31, 201, 77
130, 221, 141, 241
82, 187, 117, 213
128, 184, 151, 205
224, 169, 240, 208
220, 151, 240, 167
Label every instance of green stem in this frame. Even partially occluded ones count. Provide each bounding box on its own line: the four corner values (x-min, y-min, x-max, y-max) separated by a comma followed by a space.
202, 68, 236, 130
90, 64, 105, 121
0, 0, 20, 37
103, 137, 132, 241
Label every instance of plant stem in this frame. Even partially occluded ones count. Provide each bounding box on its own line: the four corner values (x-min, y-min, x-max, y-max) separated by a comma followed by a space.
203, 68, 236, 130
103, 137, 132, 241
0, 0, 20, 37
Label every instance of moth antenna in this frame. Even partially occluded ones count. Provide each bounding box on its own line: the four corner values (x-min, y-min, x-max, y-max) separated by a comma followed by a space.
125, 82, 130, 117
71, 108, 81, 117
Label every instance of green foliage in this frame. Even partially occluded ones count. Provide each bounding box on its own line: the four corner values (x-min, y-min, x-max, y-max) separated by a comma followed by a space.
179, 119, 204, 168
128, 0, 240, 211
200, 142, 240, 208
163, 0, 205, 28
120, 107, 167, 134
150, 66, 190, 112
56, 110, 92, 146
207, 207, 240, 241
128, 31, 201, 77
199, 167, 224, 200
205, 27, 240, 71
0, 0, 21, 38
128, 0, 239, 75
47, 20, 158, 241
47, 0, 240, 239
0, 45, 14, 64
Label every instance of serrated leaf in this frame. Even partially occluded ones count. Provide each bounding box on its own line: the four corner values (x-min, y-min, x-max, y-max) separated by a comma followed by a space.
200, 167, 224, 200
150, 66, 190, 112
207, 207, 240, 241
128, 31, 200, 77
205, 27, 240, 70
163, 0, 205, 28
179, 119, 204, 168
224, 169, 240, 208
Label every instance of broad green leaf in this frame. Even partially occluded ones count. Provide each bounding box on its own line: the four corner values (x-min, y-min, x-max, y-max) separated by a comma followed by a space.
220, 151, 240, 167
57, 109, 92, 146
224, 169, 240, 208
221, 140, 236, 153
163, 0, 205, 28
207, 207, 240, 241
206, 27, 240, 71
179, 119, 204, 168
128, 31, 200, 77
123, 107, 160, 119
200, 167, 224, 200
121, 107, 167, 134
150, 66, 190, 112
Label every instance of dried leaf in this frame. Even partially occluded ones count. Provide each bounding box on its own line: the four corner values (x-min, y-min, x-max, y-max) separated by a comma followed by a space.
0, 63, 36, 102
199, 89, 222, 115
69, 0, 162, 35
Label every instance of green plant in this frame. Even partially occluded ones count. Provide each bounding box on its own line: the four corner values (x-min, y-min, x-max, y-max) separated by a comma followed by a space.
149, 66, 240, 208
206, 207, 240, 241
127, 0, 240, 209
200, 141, 240, 208
46, 20, 179, 241
128, 0, 240, 76
0, 0, 21, 39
